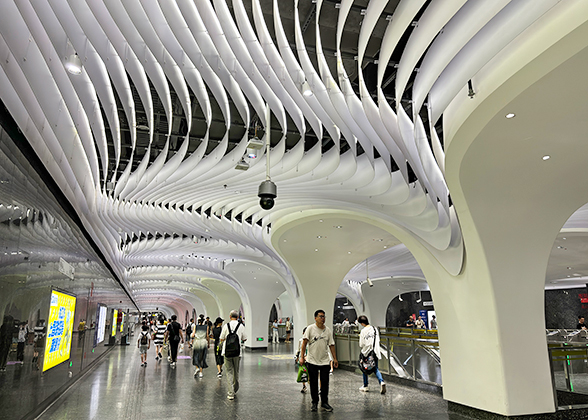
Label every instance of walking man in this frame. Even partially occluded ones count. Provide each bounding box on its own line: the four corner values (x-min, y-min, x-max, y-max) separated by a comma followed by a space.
299, 309, 338, 412
220, 310, 247, 400
164, 315, 184, 367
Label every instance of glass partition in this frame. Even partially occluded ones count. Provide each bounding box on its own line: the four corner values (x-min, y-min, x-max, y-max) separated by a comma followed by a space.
0, 125, 136, 420
334, 327, 442, 386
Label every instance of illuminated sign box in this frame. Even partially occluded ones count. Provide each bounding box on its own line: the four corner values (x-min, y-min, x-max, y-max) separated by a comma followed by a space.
43, 290, 76, 372
112, 309, 118, 337
94, 304, 107, 347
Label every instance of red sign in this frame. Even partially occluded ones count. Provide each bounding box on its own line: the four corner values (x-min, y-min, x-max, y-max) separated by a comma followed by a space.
579, 293, 588, 303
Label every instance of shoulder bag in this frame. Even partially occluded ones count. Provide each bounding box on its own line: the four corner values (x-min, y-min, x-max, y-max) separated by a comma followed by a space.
358, 326, 378, 374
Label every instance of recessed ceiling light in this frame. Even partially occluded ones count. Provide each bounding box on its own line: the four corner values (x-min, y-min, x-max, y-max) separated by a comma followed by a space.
384, 246, 387, 249
283, 239, 287, 242
234, 190, 241, 194
505, 113, 515, 119
567, 267, 572, 269
334, 225, 343, 229
253, 277, 256, 279
315, 249, 319, 252
319, 219, 323, 222
542, 155, 550, 161
348, 251, 352, 254
563, 237, 567, 240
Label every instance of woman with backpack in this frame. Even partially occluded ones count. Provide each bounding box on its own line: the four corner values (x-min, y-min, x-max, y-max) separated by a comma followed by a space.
138, 325, 151, 367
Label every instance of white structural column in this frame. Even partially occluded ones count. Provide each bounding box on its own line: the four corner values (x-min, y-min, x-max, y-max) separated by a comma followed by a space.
227, 261, 286, 349
271, 213, 402, 328
200, 279, 243, 325
433, 16, 588, 416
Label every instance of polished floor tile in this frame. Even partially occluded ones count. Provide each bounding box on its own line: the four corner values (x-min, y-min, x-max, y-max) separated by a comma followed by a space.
39, 340, 468, 420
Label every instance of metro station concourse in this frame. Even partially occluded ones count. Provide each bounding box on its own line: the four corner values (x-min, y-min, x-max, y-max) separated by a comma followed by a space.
1, 1, 588, 419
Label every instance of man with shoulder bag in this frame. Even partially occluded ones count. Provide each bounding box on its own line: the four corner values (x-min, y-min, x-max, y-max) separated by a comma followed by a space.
358, 315, 386, 394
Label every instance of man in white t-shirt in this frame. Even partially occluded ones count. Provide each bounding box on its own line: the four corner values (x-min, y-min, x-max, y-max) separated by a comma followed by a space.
219, 310, 247, 400
300, 309, 338, 413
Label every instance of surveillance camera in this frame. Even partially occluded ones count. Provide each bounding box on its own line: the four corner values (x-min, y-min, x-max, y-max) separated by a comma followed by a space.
258, 180, 277, 210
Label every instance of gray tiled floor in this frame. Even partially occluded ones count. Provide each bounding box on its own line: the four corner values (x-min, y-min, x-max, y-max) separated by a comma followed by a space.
39, 340, 469, 420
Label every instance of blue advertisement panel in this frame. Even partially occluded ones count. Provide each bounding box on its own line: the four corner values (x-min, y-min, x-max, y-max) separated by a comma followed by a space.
419, 310, 428, 329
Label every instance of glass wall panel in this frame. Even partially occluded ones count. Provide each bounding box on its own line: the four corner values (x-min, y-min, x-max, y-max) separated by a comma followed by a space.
0, 125, 136, 420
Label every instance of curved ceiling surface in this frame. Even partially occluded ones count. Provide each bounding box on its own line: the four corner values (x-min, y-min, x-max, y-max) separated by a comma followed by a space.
0, 0, 586, 313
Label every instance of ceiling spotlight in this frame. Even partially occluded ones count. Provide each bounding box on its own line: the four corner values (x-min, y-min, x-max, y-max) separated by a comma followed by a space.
235, 158, 249, 171
247, 148, 257, 159
65, 53, 82, 75
505, 113, 516, 119
398, 293, 403, 302
301, 80, 313, 97
416, 290, 422, 303
247, 136, 265, 150
542, 155, 550, 161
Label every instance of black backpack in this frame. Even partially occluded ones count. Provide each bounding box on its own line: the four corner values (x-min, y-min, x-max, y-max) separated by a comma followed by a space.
225, 322, 241, 357
140, 332, 148, 345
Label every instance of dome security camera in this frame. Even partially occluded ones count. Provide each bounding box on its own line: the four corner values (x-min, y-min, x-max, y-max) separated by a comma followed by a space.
258, 180, 277, 210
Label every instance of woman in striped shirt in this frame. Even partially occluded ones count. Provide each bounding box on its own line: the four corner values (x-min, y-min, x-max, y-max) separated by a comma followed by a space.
153, 318, 167, 361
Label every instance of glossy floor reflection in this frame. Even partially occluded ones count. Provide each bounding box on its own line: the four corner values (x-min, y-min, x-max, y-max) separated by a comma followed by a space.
39, 339, 468, 420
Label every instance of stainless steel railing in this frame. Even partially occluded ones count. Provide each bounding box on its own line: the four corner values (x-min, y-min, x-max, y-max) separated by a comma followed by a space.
334, 327, 442, 386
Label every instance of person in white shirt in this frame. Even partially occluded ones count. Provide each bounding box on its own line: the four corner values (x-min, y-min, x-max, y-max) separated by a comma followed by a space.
357, 315, 386, 394
299, 309, 338, 413
219, 310, 247, 400
414, 316, 425, 329
271, 319, 279, 344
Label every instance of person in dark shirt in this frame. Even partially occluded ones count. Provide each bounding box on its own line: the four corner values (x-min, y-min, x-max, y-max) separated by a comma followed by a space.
577, 316, 587, 330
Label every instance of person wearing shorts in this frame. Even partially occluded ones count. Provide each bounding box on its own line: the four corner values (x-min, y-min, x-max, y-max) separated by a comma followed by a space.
138, 325, 151, 367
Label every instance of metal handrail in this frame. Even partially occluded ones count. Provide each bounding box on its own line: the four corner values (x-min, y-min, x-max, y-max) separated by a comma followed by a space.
334, 329, 442, 386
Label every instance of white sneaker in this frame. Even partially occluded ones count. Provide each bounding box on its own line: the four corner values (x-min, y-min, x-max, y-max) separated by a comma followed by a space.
380, 383, 386, 394
359, 386, 369, 392
198, 371, 203, 378
194, 370, 199, 377
227, 394, 235, 400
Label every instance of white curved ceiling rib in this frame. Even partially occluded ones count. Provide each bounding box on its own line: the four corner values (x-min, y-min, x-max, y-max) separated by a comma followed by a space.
1, 0, 578, 313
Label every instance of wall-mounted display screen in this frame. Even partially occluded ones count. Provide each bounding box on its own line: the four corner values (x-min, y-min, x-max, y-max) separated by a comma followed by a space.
43, 290, 76, 372
94, 304, 107, 347
111, 309, 118, 337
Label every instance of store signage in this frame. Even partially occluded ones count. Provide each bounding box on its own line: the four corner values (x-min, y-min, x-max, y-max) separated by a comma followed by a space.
423, 301, 434, 307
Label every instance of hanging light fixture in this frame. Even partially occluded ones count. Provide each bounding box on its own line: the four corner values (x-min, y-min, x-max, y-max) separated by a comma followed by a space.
416, 290, 422, 303
65, 53, 82, 75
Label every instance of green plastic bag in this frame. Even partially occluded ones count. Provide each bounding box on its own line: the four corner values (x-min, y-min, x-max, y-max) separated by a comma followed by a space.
297, 363, 308, 383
